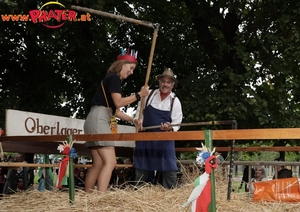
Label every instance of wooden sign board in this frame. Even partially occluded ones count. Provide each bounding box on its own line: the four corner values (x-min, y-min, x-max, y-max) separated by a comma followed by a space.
5, 109, 135, 148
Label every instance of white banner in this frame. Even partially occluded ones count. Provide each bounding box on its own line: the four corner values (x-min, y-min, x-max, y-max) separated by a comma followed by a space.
6, 109, 86, 136
5, 109, 135, 147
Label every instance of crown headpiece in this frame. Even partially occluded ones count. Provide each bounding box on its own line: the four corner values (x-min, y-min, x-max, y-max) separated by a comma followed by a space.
117, 47, 138, 63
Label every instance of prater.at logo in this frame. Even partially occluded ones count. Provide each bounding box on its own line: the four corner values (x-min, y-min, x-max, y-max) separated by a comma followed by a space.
28, 1, 91, 28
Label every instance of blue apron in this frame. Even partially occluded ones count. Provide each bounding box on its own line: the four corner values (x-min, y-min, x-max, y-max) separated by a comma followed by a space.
134, 102, 177, 172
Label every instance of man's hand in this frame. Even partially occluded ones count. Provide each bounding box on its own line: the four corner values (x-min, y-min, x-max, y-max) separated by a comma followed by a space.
160, 122, 173, 131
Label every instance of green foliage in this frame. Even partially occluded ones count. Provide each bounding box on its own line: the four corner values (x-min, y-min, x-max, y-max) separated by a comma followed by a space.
1, 0, 300, 155
235, 150, 279, 162
179, 151, 197, 160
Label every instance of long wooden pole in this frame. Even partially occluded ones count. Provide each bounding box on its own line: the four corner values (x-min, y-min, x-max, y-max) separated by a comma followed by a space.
137, 26, 159, 128
70, 5, 160, 129
70, 5, 156, 28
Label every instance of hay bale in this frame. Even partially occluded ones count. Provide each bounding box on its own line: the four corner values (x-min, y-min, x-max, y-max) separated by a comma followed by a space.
0, 184, 193, 212
1, 167, 300, 212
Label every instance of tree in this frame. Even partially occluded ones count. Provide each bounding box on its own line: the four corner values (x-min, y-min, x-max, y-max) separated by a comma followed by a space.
1, 0, 300, 158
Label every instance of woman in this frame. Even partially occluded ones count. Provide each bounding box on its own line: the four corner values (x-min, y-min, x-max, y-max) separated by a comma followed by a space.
248, 166, 268, 197
84, 49, 148, 193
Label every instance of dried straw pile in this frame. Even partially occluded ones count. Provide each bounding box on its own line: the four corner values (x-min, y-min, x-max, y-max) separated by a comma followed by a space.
1, 168, 300, 212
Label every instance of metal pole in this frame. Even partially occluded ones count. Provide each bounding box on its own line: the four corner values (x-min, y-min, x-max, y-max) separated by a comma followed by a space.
204, 130, 216, 212
227, 121, 238, 201
67, 135, 75, 204
143, 120, 237, 130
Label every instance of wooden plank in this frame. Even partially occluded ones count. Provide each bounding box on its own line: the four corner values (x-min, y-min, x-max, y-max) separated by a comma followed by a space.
1, 128, 300, 142
0, 162, 132, 168
220, 161, 300, 166
1, 128, 300, 155
212, 128, 300, 140
218, 146, 300, 152
0, 135, 70, 142
1, 141, 66, 154
1, 141, 133, 156
4, 143, 298, 155
175, 146, 300, 152
0, 131, 205, 142
75, 131, 205, 141
179, 160, 300, 166
3, 160, 297, 168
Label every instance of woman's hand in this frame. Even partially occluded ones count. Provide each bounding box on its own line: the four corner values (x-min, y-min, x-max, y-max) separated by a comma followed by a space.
138, 86, 149, 98
133, 118, 144, 131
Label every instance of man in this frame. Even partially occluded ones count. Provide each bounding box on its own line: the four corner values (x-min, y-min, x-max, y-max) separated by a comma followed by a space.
134, 68, 183, 189
273, 157, 293, 179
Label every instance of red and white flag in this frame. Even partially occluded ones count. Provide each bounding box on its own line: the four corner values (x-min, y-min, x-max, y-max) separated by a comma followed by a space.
183, 155, 218, 212
56, 156, 69, 188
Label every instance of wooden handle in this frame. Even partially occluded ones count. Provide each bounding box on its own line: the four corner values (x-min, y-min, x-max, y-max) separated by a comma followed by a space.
71, 5, 156, 28
136, 27, 159, 133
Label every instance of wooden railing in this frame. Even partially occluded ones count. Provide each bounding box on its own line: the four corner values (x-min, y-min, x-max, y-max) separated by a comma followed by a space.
1, 128, 300, 142
176, 146, 300, 152
1, 128, 300, 209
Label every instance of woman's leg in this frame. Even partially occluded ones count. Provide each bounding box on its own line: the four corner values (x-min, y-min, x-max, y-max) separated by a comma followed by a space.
96, 147, 116, 192
85, 148, 103, 193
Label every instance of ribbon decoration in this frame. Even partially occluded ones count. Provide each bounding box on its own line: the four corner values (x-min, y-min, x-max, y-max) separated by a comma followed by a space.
56, 140, 77, 188
183, 143, 218, 212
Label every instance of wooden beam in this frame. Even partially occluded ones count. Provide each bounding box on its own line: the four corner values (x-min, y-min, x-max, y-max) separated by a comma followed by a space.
0, 131, 205, 142
220, 161, 300, 166
175, 146, 300, 152
212, 128, 300, 140
179, 160, 300, 166
1, 128, 300, 143
0, 162, 132, 168
1, 141, 133, 156
1, 128, 300, 155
